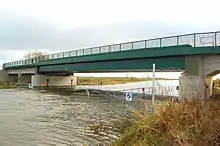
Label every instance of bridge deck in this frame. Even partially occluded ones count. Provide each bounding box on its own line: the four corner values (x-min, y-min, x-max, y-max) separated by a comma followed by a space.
3, 31, 220, 70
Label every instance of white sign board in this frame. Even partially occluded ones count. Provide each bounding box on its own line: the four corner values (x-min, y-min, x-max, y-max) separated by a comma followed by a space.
126, 92, 132, 101
29, 84, 33, 89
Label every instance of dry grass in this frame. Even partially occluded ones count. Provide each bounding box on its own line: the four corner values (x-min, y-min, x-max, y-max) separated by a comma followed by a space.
114, 98, 220, 146
77, 77, 173, 85
0, 82, 18, 89
77, 77, 148, 85
0, 81, 11, 89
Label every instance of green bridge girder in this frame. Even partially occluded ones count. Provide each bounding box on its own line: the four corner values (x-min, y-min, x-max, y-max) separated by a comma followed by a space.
39, 56, 185, 73
4, 45, 220, 73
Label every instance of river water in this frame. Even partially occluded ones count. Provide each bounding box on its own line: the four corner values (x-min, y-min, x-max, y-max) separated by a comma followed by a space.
77, 80, 179, 96
0, 88, 137, 146
0, 80, 178, 146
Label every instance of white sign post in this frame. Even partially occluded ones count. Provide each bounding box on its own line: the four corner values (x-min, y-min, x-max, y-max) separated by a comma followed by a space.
152, 63, 155, 105
126, 92, 132, 101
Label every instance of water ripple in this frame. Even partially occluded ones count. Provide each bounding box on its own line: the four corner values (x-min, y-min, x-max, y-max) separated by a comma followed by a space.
0, 89, 133, 146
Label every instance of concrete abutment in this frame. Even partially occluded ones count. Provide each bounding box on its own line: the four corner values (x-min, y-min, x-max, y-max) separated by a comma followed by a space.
179, 55, 220, 99
0, 70, 8, 82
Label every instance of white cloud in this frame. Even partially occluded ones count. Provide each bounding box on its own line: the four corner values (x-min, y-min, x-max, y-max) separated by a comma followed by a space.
0, 0, 220, 28
0, 0, 220, 78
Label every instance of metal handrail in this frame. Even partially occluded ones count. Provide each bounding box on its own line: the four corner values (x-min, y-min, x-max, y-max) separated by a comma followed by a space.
115, 85, 179, 98
3, 31, 220, 68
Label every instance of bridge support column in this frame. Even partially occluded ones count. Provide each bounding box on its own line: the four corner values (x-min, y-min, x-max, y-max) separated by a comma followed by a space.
206, 76, 213, 97
0, 70, 8, 82
18, 74, 32, 86
8, 74, 18, 84
18, 73, 21, 85
179, 56, 208, 99
179, 74, 206, 99
13, 73, 32, 86
31, 74, 77, 87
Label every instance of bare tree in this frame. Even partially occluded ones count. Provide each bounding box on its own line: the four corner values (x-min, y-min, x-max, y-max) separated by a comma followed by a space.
23, 51, 46, 59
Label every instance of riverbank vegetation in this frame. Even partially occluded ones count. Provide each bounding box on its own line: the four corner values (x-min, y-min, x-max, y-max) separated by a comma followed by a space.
0, 82, 10, 89
113, 98, 220, 146
77, 77, 174, 85
84, 98, 220, 146
0, 82, 16, 89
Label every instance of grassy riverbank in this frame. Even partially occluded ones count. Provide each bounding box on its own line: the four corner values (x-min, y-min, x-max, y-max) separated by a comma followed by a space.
0, 82, 16, 89
0, 82, 10, 89
113, 98, 220, 146
84, 98, 220, 146
77, 77, 174, 85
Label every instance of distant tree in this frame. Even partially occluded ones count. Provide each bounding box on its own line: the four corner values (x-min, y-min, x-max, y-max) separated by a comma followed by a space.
23, 51, 46, 59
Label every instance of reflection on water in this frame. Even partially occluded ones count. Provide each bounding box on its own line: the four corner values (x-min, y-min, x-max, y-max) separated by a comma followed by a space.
77, 80, 180, 97
0, 88, 135, 146
76, 80, 179, 91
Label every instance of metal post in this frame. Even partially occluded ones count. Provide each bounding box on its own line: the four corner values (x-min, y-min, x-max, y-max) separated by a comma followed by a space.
159, 38, 162, 47
177, 36, 179, 46
215, 32, 217, 47
152, 64, 155, 105
194, 34, 196, 47
108, 45, 111, 52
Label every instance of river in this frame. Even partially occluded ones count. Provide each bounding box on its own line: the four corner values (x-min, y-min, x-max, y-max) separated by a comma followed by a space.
0, 80, 178, 146
77, 80, 179, 96
0, 88, 137, 146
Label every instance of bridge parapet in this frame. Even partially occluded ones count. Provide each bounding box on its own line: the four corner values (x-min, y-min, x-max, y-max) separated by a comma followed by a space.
3, 31, 220, 69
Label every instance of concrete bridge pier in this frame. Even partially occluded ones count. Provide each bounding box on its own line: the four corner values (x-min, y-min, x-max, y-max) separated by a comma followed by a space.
18, 74, 32, 86
179, 55, 220, 99
7, 73, 32, 86
0, 70, 8, 82
2, 72, 77, 88
179, 74, 207, 99
1, 68, 77, 88
17, 73, 21, 85
31, 74, 77, 87
179, 56, 207, 99
8, 74, 17, 83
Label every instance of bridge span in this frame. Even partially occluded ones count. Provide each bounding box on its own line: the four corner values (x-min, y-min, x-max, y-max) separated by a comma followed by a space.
2, 31, 220, 98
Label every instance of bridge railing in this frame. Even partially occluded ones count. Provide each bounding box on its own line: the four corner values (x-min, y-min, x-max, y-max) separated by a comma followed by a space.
3, 31, 220, 68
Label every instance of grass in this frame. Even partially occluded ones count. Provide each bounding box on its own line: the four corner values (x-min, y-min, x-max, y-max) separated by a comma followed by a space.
113, 98, 220, 146
0, 82, 16, 89
77, 77, 174, 85
0, 82, 10, 89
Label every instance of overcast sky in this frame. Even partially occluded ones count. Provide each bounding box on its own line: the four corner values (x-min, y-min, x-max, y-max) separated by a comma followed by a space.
0, 0, 220, 78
